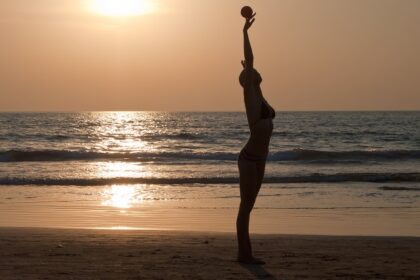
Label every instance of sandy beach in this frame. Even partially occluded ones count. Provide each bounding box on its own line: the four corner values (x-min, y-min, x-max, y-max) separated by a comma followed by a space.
1, 228, 419, 280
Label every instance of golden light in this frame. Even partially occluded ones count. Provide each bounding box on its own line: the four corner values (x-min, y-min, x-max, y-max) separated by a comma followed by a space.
95, 162, 153, 178
89, 0, 156, 17
91, 112, 156, 153
102, 185, 141, 209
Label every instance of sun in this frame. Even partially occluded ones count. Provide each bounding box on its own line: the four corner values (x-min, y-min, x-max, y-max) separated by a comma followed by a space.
89, 0, 155, 17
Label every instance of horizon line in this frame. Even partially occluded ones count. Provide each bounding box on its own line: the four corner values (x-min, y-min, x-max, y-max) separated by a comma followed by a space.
0, 110, 419, 113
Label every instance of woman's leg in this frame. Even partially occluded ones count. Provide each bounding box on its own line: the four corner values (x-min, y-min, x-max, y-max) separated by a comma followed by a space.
256, 159, 266, 195
237, 158, 259, 259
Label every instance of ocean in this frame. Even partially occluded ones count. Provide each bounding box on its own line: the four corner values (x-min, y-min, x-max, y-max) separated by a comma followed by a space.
0, 112, 419, 235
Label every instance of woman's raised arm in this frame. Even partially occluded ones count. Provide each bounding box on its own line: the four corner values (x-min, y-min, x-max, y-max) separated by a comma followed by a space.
242, 14, 256, 69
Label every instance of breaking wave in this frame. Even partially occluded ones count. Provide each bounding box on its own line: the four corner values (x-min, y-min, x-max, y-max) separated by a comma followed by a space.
1, 149, 419, 163
1, 172, 419, 186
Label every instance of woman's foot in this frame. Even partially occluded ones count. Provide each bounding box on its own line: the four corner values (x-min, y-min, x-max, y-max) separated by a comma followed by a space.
237, 256, 265, 265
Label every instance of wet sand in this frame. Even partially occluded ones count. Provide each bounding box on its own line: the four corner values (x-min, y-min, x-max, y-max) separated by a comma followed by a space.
0, 228, 419, 279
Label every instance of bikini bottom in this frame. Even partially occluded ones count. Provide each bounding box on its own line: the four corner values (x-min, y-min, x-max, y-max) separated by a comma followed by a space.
238, 147, 267, 162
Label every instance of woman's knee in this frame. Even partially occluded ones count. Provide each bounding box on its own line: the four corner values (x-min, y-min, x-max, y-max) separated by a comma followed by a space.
239, 200, 255, 214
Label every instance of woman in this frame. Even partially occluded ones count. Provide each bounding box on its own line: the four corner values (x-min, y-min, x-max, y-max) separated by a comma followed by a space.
237, 13, 275, 264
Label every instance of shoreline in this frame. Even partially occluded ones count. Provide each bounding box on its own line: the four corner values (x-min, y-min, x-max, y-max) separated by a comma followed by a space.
1, 183, 419, 237
2, 226, 420, 238
1, 227, 419, 279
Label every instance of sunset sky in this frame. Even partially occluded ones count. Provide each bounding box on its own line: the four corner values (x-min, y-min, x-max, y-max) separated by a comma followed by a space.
1, 0, 419, 111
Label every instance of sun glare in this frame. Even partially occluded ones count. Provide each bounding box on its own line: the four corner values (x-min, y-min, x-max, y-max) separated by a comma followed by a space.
102, 185, 141, 209
89, 0, 155, 17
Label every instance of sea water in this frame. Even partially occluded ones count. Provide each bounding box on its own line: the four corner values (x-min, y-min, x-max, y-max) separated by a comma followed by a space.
0, 112, 419, 234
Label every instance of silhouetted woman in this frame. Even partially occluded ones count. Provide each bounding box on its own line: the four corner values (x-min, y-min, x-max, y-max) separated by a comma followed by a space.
237, 13, 275, 264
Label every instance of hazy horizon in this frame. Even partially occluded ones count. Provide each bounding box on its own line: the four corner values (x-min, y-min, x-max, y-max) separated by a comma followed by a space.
1, 110, 420, 113
1, 0, 419, 111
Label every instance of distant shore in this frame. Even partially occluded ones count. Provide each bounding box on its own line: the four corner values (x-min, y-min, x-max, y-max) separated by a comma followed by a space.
1, 228, 419, 279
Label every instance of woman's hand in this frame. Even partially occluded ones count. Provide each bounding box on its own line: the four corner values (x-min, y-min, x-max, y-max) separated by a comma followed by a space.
243, 13, 256, 32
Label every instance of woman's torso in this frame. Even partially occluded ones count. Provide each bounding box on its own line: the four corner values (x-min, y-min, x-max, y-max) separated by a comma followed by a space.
245, 117, 273, 156
242, 83, 275, 157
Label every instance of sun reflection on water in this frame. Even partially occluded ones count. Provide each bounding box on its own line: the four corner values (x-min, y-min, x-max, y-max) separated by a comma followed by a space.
96, 161, 153, 178
101, 185, 142, 209
91, 111, 157, 153
92, 112, 164, 210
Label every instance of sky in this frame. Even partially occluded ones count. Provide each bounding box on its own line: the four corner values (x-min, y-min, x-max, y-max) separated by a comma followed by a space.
0, 0, 419, 111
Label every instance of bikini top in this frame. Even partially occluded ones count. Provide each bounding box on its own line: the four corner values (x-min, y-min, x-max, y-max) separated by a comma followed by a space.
261, 100, 276, 120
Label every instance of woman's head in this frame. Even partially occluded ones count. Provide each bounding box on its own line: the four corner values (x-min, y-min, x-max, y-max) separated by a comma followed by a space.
239, 68, 262, 88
